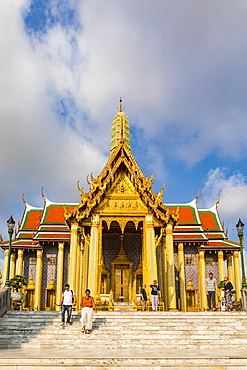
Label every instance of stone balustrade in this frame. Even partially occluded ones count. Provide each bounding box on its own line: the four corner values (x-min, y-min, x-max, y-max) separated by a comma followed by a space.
0, 287, 11, 316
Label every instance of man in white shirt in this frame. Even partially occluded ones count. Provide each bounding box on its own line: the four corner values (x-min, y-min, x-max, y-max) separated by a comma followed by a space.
205, 273, 217, 311
59, 284, 76, 327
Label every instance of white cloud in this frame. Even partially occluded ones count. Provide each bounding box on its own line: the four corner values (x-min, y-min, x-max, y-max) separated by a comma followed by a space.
200, 168, 247, 241
1, 0, 247, 247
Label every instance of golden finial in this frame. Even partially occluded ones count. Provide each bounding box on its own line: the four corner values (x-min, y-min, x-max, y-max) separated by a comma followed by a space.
26, 273, 35, 290
46, 275, 56, 290
158, 182, 165, 197
22, 194, 26, 204
117, 97, 125, 112
186, 276, 196, 291
195, 190, 200, 201
41, 187, 46, 202
216, 194, 220, 206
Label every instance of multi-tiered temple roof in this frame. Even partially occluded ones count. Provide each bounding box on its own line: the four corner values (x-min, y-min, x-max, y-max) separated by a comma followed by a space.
1, 100, 239, 253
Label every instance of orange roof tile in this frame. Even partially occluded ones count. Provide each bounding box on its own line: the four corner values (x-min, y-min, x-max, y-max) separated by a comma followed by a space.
22, 210, 43, 229
43, 205, 76, 224
199, 211, 221, 231
167, 206, 198, 224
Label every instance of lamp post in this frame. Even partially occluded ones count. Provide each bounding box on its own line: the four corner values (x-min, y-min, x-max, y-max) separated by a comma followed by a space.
236, 218, 247, 289
5, 216, 15, 287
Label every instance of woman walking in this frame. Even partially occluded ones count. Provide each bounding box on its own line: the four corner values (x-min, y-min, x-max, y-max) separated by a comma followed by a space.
224, 277, 233, 311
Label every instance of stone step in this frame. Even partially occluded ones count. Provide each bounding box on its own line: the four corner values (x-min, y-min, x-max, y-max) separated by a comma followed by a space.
1, 310, 247, 369
1, 322, 246, 331
1, 347, 247, 369
2, 342, 247, 350
1, 310, 247, 352
1, 356, 247, 369
2, 330, 247, 339
3, 311, 247, 316
3, 314, 247, 320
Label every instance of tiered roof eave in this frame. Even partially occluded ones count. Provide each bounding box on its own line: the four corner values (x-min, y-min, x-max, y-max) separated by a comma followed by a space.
65, 141, 179, 228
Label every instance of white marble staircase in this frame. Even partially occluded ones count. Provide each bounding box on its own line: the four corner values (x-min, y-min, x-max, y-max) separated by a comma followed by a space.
1, 310, 247, 368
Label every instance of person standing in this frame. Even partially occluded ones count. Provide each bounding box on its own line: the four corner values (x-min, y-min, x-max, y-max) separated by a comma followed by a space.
149, 280, 161, 311
141, 284, 147, 311
60, 284, 76, 327
205, 272, 217, 311
80, 289, 97, 334
224, 277, 233, 311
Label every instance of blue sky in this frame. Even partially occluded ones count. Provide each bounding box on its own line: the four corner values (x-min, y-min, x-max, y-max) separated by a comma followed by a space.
1, 0, 247, 272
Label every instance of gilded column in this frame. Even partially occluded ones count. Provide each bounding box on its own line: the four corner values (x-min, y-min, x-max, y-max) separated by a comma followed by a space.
68, 223, 78, 291
145, 215, 157, 284
110, 265, 115, 291
77, 242, 83, 310
88, 215, 100, 296
56, 242, 64, 311
227, 254, 234, 285
198, 250, 206, 311
162, 234, 168, 311
10, 253, 16, 279
76, 239, 81, 307
97, 222, 103, 295
142, 226, 148, 286
166, 222, 176, 310
233, 251, 241, 301
82, 234, 90, 293
178, 242, 186, 311
2, 249, 9, 285
16, 249, 24, 276
218, 251, 224, 283
35, 249, 43, 311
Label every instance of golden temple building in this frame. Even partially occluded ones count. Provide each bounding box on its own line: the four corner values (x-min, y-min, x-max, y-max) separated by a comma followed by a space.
1, 99, 241, 311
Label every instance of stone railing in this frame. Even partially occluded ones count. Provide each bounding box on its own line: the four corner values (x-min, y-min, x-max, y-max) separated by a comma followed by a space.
0, 287, 11, 316
241, 288, 247, 311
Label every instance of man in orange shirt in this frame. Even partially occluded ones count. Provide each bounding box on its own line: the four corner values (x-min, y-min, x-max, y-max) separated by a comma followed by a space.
80, 289, 97, 334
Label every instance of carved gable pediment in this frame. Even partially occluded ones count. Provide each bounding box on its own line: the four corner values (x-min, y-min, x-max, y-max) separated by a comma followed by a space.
108, 172, 136, 195
97, 172, 148, 214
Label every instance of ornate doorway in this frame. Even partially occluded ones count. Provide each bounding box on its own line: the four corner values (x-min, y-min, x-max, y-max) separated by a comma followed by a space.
110, 235, 133, 302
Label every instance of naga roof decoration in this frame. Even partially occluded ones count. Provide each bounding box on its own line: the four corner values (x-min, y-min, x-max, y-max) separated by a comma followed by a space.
65, 140, 179, 226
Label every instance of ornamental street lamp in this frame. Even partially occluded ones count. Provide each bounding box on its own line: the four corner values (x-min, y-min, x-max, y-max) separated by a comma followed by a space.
5, 216, 15, 287
236, 218, 247, 289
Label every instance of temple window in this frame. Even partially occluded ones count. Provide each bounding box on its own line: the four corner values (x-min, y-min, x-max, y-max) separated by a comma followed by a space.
205, 257, 214, 266
47, 256, 57, 265
29, 257, 36, 265
185, 257, 194, 265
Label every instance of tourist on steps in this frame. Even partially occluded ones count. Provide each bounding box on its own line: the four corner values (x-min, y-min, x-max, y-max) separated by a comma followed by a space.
59, 284, 77, 327
224, 277, 234, 311
141, 284, 147, 311
205, 272, 217, 311
81, 289, 97, 334
149, 280, 161, 311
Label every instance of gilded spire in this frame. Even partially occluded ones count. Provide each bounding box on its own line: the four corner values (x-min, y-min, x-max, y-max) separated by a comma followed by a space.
117, 97, 125, 112
110, 98, 131, 152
